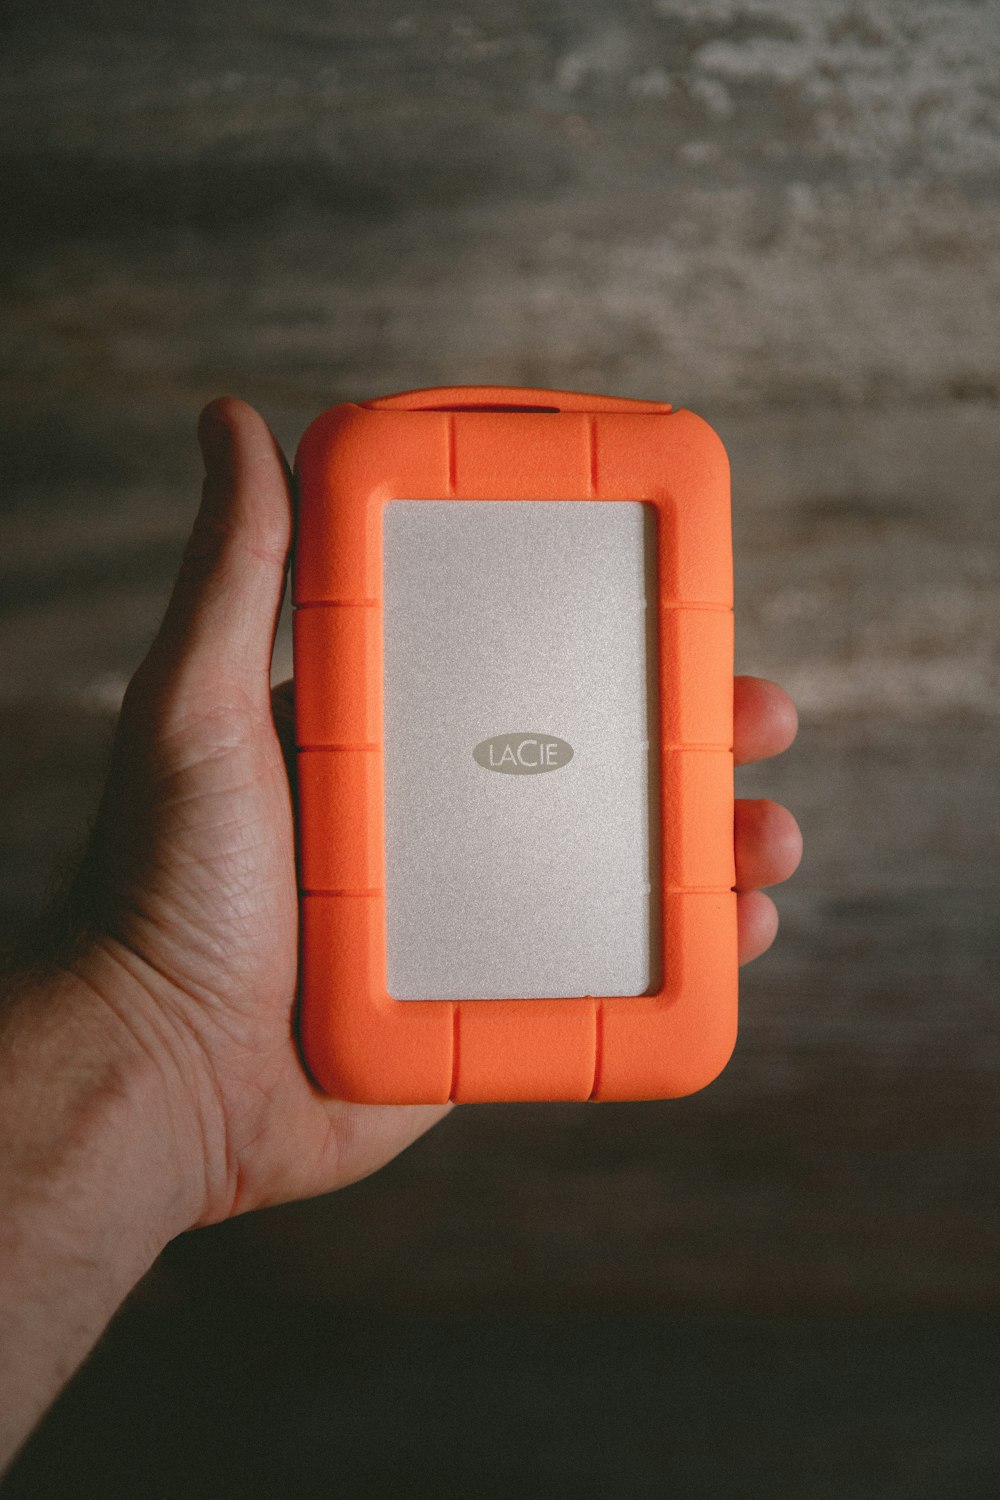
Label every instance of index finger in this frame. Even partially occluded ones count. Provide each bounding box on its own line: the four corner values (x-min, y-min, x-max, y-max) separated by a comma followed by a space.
734, 676, 798, 766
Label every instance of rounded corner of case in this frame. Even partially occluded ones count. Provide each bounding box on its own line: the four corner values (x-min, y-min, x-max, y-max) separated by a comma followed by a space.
669, 407, 730, 462
294, 402, 371, 477
300, 1029, 411, 1106
298, 1030, 342, 1100
669, 1024, 739, 1100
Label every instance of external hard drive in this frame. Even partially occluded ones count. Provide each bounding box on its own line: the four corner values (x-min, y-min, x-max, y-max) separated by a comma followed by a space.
293, 386, 736, 1104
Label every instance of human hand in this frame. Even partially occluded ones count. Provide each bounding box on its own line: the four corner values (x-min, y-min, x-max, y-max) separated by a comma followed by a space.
46, 399, 446, 1233
55, 399, 800, 1233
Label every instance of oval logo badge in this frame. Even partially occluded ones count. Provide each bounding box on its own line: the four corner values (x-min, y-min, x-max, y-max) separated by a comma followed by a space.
473, 733, 574, 776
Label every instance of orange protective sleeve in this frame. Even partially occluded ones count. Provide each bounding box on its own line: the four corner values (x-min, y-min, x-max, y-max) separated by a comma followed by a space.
294, 386, 736, 1104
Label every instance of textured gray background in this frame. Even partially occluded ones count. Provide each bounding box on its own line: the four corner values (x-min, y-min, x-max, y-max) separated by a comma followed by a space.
2, 1, 999, 1496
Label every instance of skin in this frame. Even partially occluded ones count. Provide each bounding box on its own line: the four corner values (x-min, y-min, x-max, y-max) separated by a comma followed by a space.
0, 399, 801, 1471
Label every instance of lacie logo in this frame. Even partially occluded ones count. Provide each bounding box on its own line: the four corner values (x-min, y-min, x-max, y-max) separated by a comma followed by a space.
473, 733, 574, 776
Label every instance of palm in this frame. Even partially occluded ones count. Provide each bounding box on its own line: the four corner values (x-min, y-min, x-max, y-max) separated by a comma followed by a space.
98, 680, 450, 1222
82, 404, 449, 1226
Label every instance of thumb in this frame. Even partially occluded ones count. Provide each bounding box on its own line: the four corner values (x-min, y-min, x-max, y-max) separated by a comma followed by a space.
142, 398, 293, 712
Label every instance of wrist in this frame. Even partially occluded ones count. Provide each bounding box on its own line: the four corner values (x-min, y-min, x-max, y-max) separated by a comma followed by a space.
1, 950, 209, 1253
0, 957, 211, 1470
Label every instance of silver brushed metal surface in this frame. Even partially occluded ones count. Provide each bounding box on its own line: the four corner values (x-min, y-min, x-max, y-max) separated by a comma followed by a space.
383, 500, 660, 1000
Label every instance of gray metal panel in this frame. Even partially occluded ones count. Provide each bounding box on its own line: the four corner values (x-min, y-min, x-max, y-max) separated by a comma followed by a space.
383, 500, 660, 1000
